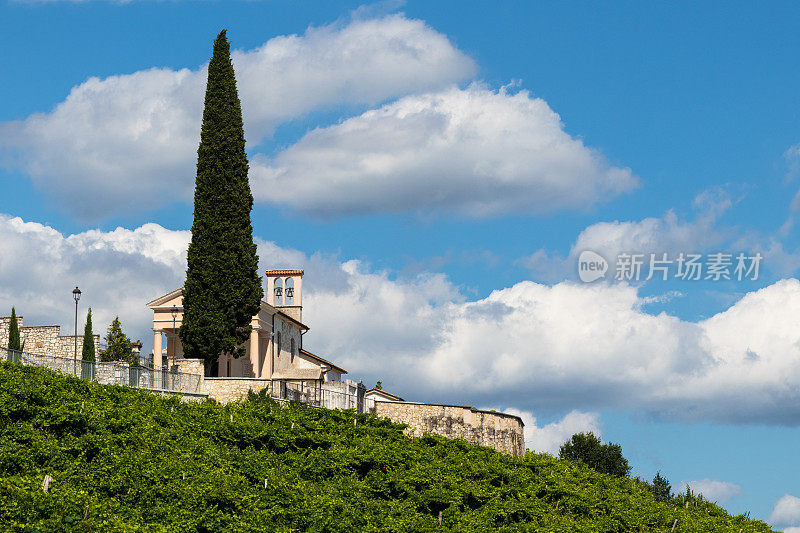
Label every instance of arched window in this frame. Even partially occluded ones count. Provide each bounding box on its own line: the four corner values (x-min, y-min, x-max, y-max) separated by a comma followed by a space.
285, 277, 295, 305
290, 338, 295, 363
274, 278, 284, 306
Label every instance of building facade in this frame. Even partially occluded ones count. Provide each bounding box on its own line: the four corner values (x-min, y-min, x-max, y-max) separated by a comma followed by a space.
147, 269, 347, 382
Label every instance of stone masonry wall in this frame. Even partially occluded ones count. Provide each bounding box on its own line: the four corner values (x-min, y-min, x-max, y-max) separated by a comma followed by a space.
203, 377, 273, 403
174, 358, 205, 376
374, 401, 525, 457
1, 316, 99, 358
0, 316, 15, 346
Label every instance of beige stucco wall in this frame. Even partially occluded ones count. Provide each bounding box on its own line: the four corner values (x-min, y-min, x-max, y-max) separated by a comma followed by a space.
151, 292, 310, 380
374, 401, 525, 457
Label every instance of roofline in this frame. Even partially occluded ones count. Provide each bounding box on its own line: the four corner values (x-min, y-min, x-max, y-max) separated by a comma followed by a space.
147, 287, 183, 307
148, 289, 309, 331
299, 348, 347, 374
366, 388, 404, 401
275, 309, 309, 331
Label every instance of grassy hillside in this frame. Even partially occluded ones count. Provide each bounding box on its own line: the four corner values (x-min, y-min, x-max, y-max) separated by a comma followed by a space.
0, 361, 775, 532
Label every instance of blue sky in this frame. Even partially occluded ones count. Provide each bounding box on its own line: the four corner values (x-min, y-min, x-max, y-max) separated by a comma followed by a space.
1, 0, 799, 527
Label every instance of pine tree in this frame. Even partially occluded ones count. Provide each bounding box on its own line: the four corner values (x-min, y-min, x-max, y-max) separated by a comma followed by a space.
180, 30, 263, 376
650, 471, 673, 502
100, 316, 133, 364
7, 307, 23, 352
81, 308, 96, 362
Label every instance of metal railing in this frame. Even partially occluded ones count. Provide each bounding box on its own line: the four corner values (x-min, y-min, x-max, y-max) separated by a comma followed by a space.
269, 379, 374, 413
2, 346, 202, 394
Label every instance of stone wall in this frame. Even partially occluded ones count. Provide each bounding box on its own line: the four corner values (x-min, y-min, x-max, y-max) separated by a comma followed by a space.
203, 377, 273, 403
374, 401, 525, 457
174, 358, 205, 377
0, 316, 14, 346
1, 316, 99, 358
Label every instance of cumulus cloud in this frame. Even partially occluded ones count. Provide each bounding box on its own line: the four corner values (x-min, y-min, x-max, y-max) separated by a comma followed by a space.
422, 278, 800, 423
0, 215, 190, 341
524, 187, 800, 283
685, 479, 742, 504
0, 14, 475, 219
4, 214, 800, 425
251, 85, 637, 217
523, 189, 733, 282
770, 494, 800, 529
503, 409, 602, 455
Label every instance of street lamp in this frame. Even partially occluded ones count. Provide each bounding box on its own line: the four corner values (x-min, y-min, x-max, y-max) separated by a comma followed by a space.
170, 305, 178, 370
72, 287, 81, 375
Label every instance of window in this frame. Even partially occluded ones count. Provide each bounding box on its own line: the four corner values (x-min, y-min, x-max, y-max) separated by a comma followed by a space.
285, 277, 295, 305
290, 338, 295, 363
274, 278, 283, 306
276, 332, 281, 358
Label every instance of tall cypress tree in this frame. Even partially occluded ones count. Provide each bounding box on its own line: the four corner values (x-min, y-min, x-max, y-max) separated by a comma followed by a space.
180, 30, 263, 376
81, 308, 95, 362
7, 307, 22, 352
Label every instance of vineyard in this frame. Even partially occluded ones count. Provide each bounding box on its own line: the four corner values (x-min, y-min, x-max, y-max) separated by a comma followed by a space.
0, 361, 775, 532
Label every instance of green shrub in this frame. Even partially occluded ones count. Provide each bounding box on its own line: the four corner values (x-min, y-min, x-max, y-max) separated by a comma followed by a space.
559, 431, 631, 477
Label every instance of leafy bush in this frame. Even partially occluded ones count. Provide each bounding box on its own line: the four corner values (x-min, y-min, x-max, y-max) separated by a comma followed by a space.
0, 362, 775, 532
559, 431, 631, 477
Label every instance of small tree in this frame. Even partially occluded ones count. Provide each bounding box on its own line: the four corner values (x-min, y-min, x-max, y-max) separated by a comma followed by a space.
100, 316, 133, 364
7, 307, 24, 352
81, 308, 96, 362
559, 432, 631, 477
650, 471, 673, 502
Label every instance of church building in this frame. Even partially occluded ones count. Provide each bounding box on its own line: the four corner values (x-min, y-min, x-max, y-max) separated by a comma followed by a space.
147, 269, 347, 382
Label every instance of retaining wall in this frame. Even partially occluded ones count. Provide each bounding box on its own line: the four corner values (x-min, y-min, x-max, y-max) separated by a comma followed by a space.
203, 377, 273, 403
374, 401, 525, 457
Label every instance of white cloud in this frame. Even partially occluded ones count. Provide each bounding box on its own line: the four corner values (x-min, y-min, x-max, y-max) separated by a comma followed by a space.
770, 494, 800, 529
571, 189, 733, 268
503, 408, 602, 455
4, 214, 800, 425
251, 85, 637, 217
685, 479, 742, 504
0, 14, 475, 219
522, 190, 732, 282
420, 278, 800, 423
0, 215, 190, 342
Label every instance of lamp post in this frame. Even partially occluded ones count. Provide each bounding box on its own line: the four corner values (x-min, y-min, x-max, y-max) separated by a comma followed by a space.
170, 306, 178, 371
72, 287, 81, 375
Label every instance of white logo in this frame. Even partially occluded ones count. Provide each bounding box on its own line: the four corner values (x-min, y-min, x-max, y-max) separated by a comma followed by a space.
578, 250, 608, 283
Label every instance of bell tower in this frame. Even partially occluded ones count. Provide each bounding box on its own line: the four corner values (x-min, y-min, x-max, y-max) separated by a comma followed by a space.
265, 269, 304, 322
